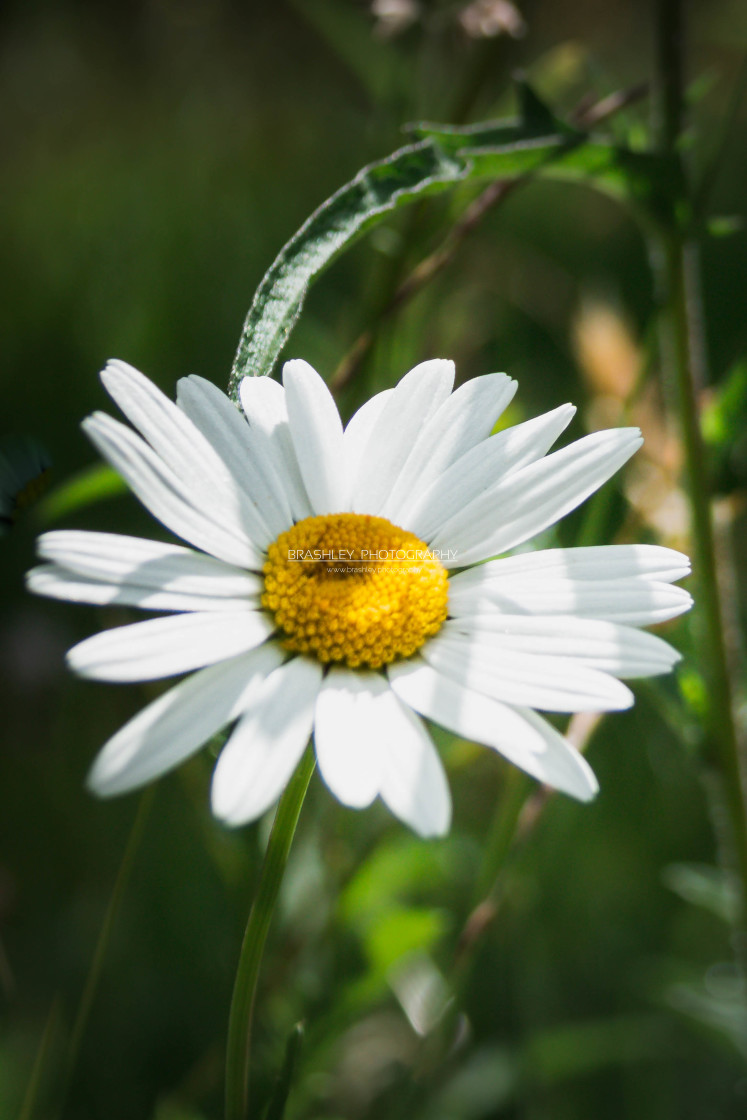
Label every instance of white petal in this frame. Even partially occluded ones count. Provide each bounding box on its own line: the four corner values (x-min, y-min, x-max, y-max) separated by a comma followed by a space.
239, 375, 287, 429
429, 428, 643, 565
351, 359, 456, 516
313, 668, 385, 808
211, 656, 322, 826
101, 360, 275, 549
87, 644, 284, 797
421, 629, 634, 712
372, 688, 451, 837
449, 544, 691, 592
449, 576, 693, 627
408, 404, 576, 542
36, 530, 262, 598
83, 412, 264, 569
283, 359, 346, 514
27, 563, 262, 613
342, 389, 393, 503
381, 373, 517, 524
239, 376, 313, 522
388, 658, 598, 801
177, 375, 294, 537
67, 610, 275, 681
445, 614, 681, 677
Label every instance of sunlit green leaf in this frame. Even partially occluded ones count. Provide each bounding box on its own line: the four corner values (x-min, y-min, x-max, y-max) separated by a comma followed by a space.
34, 462, 126, 525
339, 833, 473, 930
230, 82, 690, 394
365, 907, 446, 975
229, 83, 592, 393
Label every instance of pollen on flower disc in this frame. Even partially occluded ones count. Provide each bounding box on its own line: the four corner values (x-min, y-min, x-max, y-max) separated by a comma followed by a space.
262, 513, 449, 670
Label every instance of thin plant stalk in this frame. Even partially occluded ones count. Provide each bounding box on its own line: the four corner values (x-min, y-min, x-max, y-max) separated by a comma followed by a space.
225, 748, 315, 1120
657, 229, 747, 906
653, 0, 747, 920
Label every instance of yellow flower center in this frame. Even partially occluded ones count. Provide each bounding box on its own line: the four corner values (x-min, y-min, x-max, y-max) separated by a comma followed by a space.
262, 513, 449, 670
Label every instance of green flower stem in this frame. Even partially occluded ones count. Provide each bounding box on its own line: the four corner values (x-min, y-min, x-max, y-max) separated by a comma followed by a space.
654, 0, 747, 925
658, 229, 747, 914
225, 748, 315, 1120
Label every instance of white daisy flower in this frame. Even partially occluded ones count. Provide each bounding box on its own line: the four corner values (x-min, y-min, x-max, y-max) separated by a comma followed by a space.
27, 359, 692, 837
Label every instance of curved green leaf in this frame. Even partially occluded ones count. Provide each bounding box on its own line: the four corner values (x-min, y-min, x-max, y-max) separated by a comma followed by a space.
34, 462, 126, 525
229, 90, 586, 394
229, 82, 669, 394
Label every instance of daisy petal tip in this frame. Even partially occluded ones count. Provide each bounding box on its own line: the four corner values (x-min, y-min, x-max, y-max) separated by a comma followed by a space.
401, 357, 456, 392
670, 589, 694, 618
210, 803, 240, 829
617, 683, 636, 710
80, 412, 110, 440
598, 677, 636, 711
416, 792, 452, 839
65, 649, 93, 680
613, 425, 644, 451
282, 358, 321, 385
432, 812, 452, 839
24, 567, 40, 593
65, 636, 114, 681
412, 810, 451, 840
100, 357, 127, 380
24, 565, 56, 597
577, 775, 600, 803
84, 769, 109, 799
558, 748, 600, 804
85, 755, 125, 800
425, 358, 455, 379
33, 532, 57, 559
100, 358, 144, 394
209, 787, 256, 830
174, 372, 199, 395
208, 782, 234, 826
103, 357, 135, 372
209, 761, 265, 829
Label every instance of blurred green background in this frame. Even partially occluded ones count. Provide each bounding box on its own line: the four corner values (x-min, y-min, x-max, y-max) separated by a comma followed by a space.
2, 1, 747, 1117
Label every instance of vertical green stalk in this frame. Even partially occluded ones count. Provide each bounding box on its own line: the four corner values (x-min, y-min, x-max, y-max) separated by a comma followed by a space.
653, 0, 747, 920
225, 748, 315, 1120
658, 230, 747, 909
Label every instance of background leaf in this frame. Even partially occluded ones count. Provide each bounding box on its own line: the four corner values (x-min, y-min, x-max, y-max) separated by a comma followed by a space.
229, 84, 596, 394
